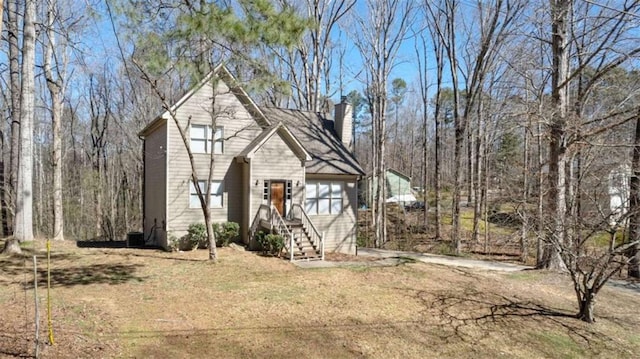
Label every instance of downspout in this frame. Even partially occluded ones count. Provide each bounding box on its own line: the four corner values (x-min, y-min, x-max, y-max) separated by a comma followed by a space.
138, 134, 146, 239
243, 157, 251, 245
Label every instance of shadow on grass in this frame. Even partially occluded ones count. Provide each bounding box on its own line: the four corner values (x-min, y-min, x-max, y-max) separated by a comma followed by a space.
122, 251, 208, 263
75, 240, 205, 262
77, 240, 128, 248
400, 286, 617, 352
0, 252, 145, 288
76, 239, 162, 250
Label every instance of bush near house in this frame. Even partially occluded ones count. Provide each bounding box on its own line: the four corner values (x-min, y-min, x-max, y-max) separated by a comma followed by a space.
213, 222, 240, 247
255, 231, 285, 256
173, 222, 240, 251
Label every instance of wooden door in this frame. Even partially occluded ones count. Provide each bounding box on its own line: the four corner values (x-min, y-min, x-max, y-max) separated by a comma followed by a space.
270, 182, 285, 216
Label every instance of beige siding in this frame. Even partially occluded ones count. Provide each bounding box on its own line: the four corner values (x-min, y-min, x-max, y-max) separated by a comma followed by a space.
148, 75, 360, 254
247, 133, 306, 246
305, 174, 359, 254
166, 80, 262, 238
240, 160, 251, 243
144, 121, 167, 247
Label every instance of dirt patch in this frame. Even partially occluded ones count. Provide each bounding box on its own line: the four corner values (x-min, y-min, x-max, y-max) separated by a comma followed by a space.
1, 239, 639, 358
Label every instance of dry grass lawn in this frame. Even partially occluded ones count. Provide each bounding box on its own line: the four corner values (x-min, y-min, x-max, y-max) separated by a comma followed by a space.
1, 239, 639, 358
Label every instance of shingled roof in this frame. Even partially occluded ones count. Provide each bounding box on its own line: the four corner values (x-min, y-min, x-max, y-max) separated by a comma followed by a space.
259, 107, 364, 176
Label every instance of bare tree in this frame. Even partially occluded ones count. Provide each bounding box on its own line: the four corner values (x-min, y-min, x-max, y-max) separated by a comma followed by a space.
349, 0, 415, 247
539, 0, 640, 269
6, 0, 21, 235
13, 0, 36, 243
292, 0, 356, 111
415, 31, 433, 230
629, 110, 640, 278
423, 0, 524, 253
43, 0, 70, 241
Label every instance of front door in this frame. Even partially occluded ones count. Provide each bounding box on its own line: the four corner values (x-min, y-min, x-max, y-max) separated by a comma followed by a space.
270, 181, 285, 216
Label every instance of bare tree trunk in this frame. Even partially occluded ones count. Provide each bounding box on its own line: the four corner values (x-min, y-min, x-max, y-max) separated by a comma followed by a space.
44, 0, 65, 240
351, 0, 413, 248
483, 126, 490, 252
536, 116, 545, 266
448, 6, 463, 255
576, 288, 595, 323
521, 120, 530, 263
432, 36, 445, 242
467, 128, 474, 206
14, 0, 36, 245
372, 94, 388, 248
7, 0, 21, 235
628, 110, 640, 278
14, 0, 36, 242
472, 102, 483, 244
540, 0, 571, 270
35, 129, 43, 236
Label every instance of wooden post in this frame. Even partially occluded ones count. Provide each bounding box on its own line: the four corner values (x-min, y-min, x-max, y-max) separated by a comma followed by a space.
321, 232, 325, 261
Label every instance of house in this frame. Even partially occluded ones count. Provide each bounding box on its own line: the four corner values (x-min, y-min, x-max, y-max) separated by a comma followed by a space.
608, 164, 631, 228
360, 168, 417, 208
138, 65, 364, 259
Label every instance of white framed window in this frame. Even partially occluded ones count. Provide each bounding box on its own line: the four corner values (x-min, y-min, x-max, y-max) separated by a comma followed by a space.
190, 125, 223, 154
305, 181, 343, 215
189, 180, 223, 208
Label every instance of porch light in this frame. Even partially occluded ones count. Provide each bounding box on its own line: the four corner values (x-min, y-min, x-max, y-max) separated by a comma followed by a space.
255, 179, 260, 186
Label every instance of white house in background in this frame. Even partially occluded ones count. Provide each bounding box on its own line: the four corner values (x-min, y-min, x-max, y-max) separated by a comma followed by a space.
138, 65, 364, 259
609, 164, 631, 227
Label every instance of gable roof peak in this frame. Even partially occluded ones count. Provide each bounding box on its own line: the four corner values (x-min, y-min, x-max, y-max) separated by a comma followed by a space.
139, 64, 271, 137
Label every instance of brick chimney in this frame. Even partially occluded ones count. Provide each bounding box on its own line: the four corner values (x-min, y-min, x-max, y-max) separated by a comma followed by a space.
334, 96, 353, 151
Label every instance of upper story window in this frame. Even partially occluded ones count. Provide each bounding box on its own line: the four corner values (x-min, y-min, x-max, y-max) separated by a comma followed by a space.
190, 125, 224, 154
305, 181, 343, 215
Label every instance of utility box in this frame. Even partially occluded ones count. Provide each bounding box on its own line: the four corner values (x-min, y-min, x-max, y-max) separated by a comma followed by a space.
127, 232, 145, 247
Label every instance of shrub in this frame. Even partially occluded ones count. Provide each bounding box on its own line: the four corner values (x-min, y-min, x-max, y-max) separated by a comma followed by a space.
213, 222, 240, 247
166, 232, 179, 252
356, 232, 370, 248
185, 223, 207, 250
266, 234, 285, 257
255, 231, 284, 257
256, 231, 268, 254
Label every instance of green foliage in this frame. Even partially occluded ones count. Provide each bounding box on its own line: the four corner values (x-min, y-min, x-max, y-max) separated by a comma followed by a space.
531, 332, 585, 358
19, 240, 34, 249
356, 232, 370, 248
347, 89, 367, 122
255, 231, 284, 257
431, 87, 458, 125
591, 230, 626, 248
166, 232, 179, 252
126, 0, 308, 87
266, 234, 284, 256
390, 78, 408, 107
213, 222, 240, 247
133, 32, 170, 77
432, 242, 456, 256
186, 223, 207, 250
